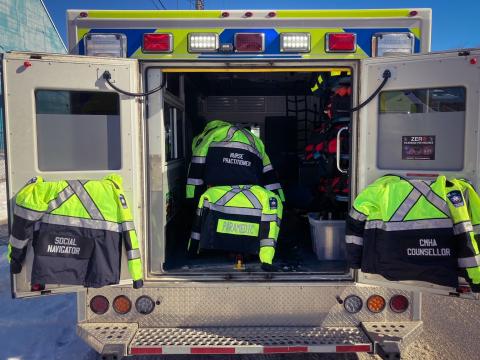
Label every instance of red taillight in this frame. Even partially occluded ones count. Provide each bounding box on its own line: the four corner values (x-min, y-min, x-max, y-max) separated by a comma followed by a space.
221, 11, 230, 18
143, 33, 173, 53
244, 11, 253, 18
389, 295, 409, 313
326, 33, 357, 52
90, 295, 109, 315
409, 10, 418, 17
267, 11, 276, 18
234, 33, 264, 52
79, 11, 88, 18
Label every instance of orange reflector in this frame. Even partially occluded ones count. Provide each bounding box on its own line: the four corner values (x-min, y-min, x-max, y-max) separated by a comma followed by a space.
367, 295, 386, 313
113, 295, 132, 314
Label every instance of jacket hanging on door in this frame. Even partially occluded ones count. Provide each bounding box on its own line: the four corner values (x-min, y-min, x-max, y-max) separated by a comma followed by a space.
8, 174, 143, 288
346, 175, 480, 290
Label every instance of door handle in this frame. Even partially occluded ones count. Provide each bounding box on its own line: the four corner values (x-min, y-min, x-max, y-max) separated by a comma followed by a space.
336, 126, 349, 174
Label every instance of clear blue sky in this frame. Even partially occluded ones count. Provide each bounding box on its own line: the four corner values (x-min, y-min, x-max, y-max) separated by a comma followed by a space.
44, 0, 479, 51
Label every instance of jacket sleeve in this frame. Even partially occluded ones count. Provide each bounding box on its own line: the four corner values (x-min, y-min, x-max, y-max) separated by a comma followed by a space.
345, 185, 378, 269
187, 193, 207, 255
449, 181, 480, 292
261, 153, 285, 202
112, 178, 144, 289
259, 193, 283, 265
8, 179, 46, 274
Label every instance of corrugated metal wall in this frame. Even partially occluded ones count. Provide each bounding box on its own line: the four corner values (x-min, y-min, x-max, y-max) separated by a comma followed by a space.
0, 0, 66, 155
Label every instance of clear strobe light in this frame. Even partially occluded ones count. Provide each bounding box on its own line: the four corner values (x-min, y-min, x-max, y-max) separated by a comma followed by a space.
84, 33, 127, 58
188, 33, 219, 52
280, 33, 311, 52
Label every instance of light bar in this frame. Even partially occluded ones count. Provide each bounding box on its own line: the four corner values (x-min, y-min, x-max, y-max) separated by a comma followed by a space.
325, 33, 357, 53
188, 33, 219, 53
143, 33, 173, 53
372, 33, 415, 57
234, 33, 265, 52
280, 33, 311, 53
84, 33, 127, 58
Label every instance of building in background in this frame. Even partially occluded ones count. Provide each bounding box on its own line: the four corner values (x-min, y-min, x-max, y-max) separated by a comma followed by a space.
0, 0, 66, 152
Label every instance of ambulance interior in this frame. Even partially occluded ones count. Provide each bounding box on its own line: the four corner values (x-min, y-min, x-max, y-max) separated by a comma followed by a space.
156, 69, 352, 276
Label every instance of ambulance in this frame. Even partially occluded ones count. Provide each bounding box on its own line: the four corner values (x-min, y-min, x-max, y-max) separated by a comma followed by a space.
3, 8, 479, 359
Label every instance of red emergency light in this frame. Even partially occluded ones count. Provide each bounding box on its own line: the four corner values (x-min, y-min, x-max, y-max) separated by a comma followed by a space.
143, 33, 173, 53
234, 33, 265, 52
326, 33, 357, 52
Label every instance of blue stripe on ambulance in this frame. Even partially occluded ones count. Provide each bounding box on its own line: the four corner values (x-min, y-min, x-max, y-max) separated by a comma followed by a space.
343, 27, 421, 56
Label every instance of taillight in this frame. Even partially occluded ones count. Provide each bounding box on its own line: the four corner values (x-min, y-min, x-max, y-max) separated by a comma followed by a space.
367, 295, 386, 313
113, 295, 132, 315
84, 33, 127, 58
90, 295, 109, 315
143, 33, 173, 53
389, 295, 409, 313
343, 295, 363, 314
135, 296, 156, 315
325, 33, 357, 52
234, 33, 265, 52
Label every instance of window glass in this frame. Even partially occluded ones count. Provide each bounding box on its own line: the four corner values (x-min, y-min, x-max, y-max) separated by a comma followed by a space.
35, 90, 121, 171
164, 103, 184, 162
377, 87, 466, 171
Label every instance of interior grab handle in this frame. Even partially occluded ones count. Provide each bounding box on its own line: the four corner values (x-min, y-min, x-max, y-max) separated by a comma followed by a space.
336, 126, 349, 174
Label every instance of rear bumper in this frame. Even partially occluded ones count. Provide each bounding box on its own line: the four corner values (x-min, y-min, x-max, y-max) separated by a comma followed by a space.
77, 322, 422, 356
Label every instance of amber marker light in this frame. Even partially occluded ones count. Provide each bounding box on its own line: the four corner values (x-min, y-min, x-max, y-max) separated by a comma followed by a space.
367, 295, 386, 313
113, 295, 132, 315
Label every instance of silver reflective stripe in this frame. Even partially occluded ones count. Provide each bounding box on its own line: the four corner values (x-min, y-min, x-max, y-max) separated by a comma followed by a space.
263, 164, 273, 173
241, 129, 256, 147
453, 221, 474, 235
68, 180, 104, 221
276, 217, 282, 227
216, 188, 242, 206
9, 235, 29, 249
122, 222, 135, 232
365, 218, 453, 231
191, 156, 206, 164
127, 249, 141, 260
187, 178, 204, 186
474, 224, 480, 234
390, 189, 421, 222
47, 186, 75, 213
191, 232, 201, 240
14, 206, 43, 221
410, 180, 449, 215
203, 201, 262, 217
209, 141, 261, 159
196, 208, 202, 216
265, 183, 282, 191
243, 189, 262, 209
458, 254, 480, 268
261, 214, 278, 222
345, 235, 363, 246
260, 238, 276, 247
224, 126, 238, 142
43, 214, 123, 232
349, 208, 367, 222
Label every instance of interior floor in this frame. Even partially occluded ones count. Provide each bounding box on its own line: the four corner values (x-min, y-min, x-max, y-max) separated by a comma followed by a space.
163, 70, 352, 276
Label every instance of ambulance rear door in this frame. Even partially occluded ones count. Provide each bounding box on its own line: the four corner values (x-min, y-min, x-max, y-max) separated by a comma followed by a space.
2, 52, 144, 298
355, 49, 480, 299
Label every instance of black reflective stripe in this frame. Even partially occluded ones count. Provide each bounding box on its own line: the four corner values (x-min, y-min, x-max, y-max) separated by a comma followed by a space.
389, 189, 421, 222
243, 189, 262, 209
364, 218, 453, 231
47, 186, 75, 213
9, 235, 29, 249
68, 180, 104, 221
14, 205, 43, 221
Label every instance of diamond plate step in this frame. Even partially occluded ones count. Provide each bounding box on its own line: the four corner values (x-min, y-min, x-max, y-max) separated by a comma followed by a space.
128, 326, 373, 355
77, 323, 138, 356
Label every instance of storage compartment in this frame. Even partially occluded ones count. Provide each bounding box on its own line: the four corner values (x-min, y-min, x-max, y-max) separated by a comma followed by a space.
308, 213, 346, 261
148, 68, 352, 278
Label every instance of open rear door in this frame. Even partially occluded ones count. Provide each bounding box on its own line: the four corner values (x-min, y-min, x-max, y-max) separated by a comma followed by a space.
355, 49, 480, 299
2, 52, 143, 298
